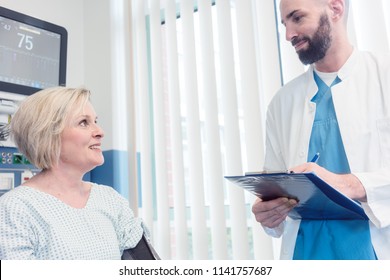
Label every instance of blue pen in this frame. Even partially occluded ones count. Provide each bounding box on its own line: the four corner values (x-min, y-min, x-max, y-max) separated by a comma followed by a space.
310, 152, 320, 163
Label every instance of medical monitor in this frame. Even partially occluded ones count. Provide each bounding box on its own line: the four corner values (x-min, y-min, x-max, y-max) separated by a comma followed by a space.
0, 6, 67, 95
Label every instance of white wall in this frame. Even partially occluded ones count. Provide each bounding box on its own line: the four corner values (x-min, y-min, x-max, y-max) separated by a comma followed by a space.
83, 0, 135, 153
83, 0, 114, 151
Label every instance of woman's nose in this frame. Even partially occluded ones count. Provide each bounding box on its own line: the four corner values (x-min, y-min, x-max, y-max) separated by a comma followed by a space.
93, 124, 104, 139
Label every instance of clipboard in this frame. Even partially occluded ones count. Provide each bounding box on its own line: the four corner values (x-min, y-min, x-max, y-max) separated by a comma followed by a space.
224, 172, 368, 220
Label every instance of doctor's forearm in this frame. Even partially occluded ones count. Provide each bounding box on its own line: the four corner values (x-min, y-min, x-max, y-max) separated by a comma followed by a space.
335, 173, 367, 202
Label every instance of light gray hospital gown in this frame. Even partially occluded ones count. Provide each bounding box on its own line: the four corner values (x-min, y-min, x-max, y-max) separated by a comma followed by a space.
0, 183, 145, 259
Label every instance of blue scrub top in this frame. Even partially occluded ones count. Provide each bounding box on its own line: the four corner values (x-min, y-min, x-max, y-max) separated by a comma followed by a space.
293, 71, 376, 260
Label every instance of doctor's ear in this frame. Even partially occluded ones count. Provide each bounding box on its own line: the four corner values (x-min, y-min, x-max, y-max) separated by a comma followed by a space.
329, 0, 345, 21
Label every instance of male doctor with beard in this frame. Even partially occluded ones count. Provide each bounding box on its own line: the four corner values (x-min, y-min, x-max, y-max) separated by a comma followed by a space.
252, 0, 390, 259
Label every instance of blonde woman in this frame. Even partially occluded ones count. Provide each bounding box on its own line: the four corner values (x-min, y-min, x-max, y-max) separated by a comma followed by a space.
0, 87, 152, 259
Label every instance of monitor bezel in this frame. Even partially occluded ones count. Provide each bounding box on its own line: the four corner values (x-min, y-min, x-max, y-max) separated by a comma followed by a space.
0, 6, 67, 95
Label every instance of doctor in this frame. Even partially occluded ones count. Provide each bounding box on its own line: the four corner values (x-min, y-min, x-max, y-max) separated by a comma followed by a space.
252, 0, 390, 259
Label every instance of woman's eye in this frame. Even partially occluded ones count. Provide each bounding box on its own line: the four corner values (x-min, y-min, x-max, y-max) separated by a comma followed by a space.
79, 120, 88, 127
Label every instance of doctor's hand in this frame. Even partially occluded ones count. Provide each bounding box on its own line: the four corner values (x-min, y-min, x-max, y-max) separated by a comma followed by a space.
252, 197, 297, 228
289, 162, 367, 202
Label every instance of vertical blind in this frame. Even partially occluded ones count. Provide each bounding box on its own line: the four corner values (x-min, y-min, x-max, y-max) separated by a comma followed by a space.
131, 0, 390, 260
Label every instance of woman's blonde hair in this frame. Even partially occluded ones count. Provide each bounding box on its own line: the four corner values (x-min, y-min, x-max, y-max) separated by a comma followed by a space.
11, 87, 91, 170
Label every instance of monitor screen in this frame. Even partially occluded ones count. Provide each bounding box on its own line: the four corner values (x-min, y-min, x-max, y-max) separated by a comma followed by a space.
0, 6, 67, 95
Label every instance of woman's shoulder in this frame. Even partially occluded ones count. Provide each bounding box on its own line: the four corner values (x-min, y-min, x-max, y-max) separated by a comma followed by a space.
0, 186, 40, 215
91, 183, 119, 195
0, 186, 34, 203
88, 183, 130, 213
89, 183, 127, 203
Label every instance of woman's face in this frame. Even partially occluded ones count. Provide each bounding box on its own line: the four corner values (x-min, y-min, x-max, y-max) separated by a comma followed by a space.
59, 101, 105, 173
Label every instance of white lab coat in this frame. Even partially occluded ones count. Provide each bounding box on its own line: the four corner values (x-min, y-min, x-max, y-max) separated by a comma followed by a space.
263, 49, 390, 259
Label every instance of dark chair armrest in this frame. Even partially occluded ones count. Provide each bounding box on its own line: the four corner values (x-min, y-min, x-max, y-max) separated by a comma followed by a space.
121, 235, 160, 260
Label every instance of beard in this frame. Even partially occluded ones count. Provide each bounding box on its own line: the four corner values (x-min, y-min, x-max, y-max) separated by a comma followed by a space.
292, 14, 332, 65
